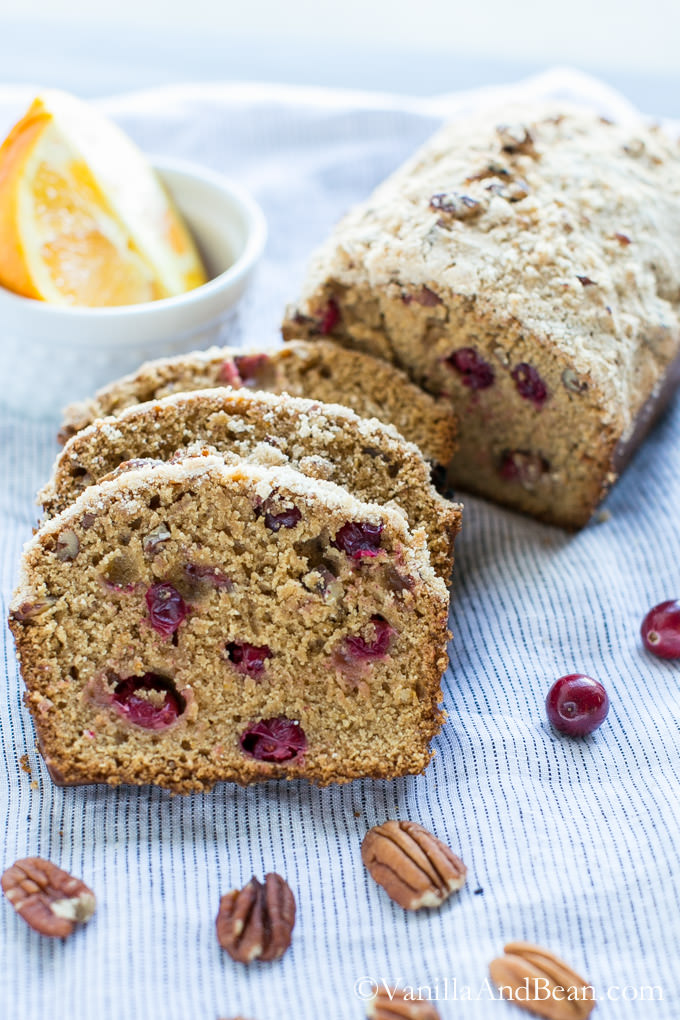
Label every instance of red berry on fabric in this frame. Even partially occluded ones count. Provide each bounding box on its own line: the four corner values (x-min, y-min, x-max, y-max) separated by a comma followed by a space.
546, 674, 609, 737
641, 600, 680, 659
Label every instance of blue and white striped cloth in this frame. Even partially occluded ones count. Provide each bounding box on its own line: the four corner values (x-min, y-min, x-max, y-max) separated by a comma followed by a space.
1, 71, 678, 1019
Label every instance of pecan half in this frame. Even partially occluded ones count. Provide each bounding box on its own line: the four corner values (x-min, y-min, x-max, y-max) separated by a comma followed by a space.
98, 458, 165, 484
466, 159, 510, 182
367, 986, 441, 1019
216, 873, 295, 963
361, 820, 467, 910
401, 285, 444, 307
1, 857, 96, 937
489, 941, 596, 1019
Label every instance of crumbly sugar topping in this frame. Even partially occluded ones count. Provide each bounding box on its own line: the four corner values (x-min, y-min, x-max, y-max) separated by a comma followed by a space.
297, 104, 680, 425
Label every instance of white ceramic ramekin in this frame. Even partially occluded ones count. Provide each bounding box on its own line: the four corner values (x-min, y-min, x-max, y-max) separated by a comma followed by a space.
0, 157, 267, 420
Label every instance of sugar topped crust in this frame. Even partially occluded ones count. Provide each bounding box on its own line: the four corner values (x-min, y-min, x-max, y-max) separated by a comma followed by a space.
18, 454, 447, 609
293, 104, 680, 431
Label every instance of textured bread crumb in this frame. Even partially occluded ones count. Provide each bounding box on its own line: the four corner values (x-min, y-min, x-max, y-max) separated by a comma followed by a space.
11, 457, 450, 791
42, 388, 462, 580
58, 339, 457, 466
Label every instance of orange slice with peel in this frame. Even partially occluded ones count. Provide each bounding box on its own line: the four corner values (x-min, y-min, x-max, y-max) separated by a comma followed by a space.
0, 90, 207, 306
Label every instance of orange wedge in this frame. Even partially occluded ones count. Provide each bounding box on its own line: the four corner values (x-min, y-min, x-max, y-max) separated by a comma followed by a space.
0, 90, 207, 306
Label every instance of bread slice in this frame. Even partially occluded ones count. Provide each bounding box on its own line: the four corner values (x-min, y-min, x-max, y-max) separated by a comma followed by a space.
41, 389, 462, 580
58, 339, 457, 466
11, 456, 450, 791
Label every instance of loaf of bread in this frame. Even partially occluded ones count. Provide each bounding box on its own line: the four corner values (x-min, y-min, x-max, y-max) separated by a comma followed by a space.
58, 339, 457, 467
11, 457, 449, 790
41, 388, 462, 580
282, 105, 680, 528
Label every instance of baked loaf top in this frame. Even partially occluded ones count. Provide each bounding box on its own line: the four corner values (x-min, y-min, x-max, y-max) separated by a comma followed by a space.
11, 456, 449, 791
287, 104, 680, 442
58, 339, 457, 466
41, 388, 462, 580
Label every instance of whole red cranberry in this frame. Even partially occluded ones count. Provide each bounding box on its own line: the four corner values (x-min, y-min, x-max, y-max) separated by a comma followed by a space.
145, 582, 188, 637
546, 674, 609, 737
240, 717, 307, 762
641, 600, 680, 659
112, 674, 185, 729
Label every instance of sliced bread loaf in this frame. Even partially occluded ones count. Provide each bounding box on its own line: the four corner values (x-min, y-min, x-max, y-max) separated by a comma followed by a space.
282, 106, 680, 528
41, 389, 462, 580
58, 340, 457, 466
11, 456, 450, 791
